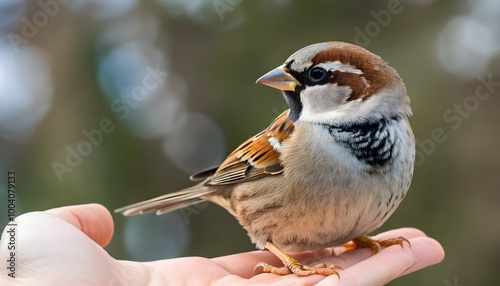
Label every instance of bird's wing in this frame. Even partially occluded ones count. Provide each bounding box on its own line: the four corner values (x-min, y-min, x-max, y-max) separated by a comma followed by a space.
116, 110, 294, 216
194, 110, 295, 185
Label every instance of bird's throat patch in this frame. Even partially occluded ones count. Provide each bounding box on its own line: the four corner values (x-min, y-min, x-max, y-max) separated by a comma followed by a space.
284, 90, 303, 121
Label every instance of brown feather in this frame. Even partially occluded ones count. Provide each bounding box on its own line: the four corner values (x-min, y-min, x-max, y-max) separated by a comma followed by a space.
207, 110, 294, 185
312, 42, 400, 101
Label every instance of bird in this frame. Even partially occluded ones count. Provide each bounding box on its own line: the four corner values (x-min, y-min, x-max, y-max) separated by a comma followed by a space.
115, 41, 415, 277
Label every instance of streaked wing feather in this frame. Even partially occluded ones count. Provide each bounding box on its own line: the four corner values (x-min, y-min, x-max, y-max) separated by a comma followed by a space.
189, 165, 219, 181
207, 110, 294, 185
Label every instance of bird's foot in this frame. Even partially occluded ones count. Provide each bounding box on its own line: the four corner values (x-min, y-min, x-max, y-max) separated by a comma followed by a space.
344, 235, 411, 254
254, 260, 342, 277
256, 241, 342, 277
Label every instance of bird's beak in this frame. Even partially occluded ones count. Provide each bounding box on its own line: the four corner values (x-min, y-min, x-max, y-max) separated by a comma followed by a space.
256, 65, 301, 91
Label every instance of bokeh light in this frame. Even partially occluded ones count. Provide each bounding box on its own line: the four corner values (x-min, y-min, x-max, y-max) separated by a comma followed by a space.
0, 45, 52, 141
438, 0, 500, 79
68, 0, 139, 20
438, 16, 498, 79
0, 0, 25, 30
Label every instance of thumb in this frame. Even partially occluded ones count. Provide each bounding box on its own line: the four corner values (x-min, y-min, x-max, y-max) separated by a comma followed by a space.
46, 203, 114, 247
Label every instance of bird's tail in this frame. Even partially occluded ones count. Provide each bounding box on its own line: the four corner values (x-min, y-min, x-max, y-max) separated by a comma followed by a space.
115, 185, 214, 216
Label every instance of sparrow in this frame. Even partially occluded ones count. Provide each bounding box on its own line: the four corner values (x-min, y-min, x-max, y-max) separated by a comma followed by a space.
115, 41, 415, 277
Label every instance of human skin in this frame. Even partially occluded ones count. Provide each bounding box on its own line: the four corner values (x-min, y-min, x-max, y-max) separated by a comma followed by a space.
0, 204, 444, 285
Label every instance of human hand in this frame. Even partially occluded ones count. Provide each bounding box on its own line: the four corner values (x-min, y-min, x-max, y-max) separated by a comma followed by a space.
0, 204, 444, 285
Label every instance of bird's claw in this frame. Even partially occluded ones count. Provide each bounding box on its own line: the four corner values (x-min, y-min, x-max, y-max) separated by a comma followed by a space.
254, 261, 342, 277
348, 235, 411, 254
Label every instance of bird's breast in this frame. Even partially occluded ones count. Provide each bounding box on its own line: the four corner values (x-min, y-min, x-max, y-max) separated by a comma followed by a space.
233, 119, 414, 251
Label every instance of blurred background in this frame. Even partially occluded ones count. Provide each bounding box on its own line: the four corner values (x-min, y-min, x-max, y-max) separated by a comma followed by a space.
1, 0, 499, 284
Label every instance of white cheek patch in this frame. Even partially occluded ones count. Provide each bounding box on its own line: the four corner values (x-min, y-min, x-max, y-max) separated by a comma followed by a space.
318, 61, 363, 75
300, 85, 411, 125
301, 84, 353, 115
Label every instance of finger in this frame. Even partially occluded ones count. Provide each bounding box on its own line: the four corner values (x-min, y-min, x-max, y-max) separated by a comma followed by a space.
372, 227, 427, 240
212, 250, 282, 278
398, 236, 444, 276
46, 203, 114, 247
318, 234, 444, 286
330, 227, 427, 267
318, 242, 414, 286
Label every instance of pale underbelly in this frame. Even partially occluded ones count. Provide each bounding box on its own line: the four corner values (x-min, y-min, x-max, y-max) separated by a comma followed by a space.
241, 190, 401, 252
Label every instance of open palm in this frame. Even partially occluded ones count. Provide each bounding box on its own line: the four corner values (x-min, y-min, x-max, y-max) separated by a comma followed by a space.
0, 204, 444, 285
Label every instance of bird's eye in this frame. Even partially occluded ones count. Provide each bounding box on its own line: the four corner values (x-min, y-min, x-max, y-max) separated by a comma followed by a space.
308, 67, 328, 83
